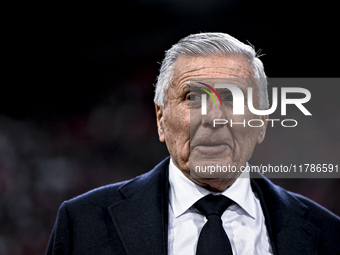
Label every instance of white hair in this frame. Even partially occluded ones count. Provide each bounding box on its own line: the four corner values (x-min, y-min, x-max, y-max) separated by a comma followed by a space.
154, 32, 269, 109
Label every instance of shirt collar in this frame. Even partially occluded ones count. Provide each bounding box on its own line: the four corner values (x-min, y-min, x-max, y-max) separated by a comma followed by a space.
168, 159, 256, 219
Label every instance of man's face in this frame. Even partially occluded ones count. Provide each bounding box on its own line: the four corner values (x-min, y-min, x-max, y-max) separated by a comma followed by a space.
156, 55, 267, 191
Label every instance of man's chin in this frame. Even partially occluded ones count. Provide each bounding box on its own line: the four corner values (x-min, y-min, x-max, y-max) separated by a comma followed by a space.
189, 169, 240, 180
189, 175, 239, 191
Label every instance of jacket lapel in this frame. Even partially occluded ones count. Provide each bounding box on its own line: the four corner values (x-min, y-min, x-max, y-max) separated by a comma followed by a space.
108, 158, 170, 255
251, 174, 320, 255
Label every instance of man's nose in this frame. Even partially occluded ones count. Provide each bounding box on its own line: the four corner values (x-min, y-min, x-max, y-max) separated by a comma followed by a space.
201, 97, 226, 128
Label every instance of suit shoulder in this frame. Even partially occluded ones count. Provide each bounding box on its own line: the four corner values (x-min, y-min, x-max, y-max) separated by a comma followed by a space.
252, 175, 340, 231
62, 161, 164, 211
63, 157, 170, 207
287, 190, 340, 228
64, 179, 130, 210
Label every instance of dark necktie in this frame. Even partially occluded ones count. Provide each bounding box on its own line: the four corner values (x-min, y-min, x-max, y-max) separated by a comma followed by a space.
194, 194, 233, 255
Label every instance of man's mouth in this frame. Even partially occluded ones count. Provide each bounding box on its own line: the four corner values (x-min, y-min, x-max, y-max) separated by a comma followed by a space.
197, 143, 227, 147
191, 143, 230, 153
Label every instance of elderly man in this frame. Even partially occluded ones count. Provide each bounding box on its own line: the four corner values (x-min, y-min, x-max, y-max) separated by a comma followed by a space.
46, 33, 340, 255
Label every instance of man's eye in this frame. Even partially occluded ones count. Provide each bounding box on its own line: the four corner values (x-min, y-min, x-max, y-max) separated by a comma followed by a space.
187, 94, 201, 101
221, 92, 233, 102
225, 94, 233, 101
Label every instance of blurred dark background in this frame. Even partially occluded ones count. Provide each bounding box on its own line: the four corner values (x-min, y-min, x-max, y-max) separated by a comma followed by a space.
1, 0, 340, 254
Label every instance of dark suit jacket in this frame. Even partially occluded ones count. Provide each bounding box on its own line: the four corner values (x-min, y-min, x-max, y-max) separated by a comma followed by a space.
46, 157, 340, 255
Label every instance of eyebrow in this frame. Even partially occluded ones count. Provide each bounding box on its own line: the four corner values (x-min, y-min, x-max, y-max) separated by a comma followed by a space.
185, 81, 198, 87
185, 81, 243, 89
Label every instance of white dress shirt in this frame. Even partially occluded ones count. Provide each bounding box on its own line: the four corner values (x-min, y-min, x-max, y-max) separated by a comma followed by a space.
168, 159, 273, 255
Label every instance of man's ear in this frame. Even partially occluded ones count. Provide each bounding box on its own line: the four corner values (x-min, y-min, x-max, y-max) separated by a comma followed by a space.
257, 115, 268, 144
155, 104, 165, 142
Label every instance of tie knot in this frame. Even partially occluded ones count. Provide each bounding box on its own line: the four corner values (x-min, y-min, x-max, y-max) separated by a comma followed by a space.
194, 194, 232, 218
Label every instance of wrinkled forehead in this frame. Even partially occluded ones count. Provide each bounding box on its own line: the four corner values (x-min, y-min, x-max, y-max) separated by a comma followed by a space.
171, 55, 254, 87
169, 55, 256, 96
